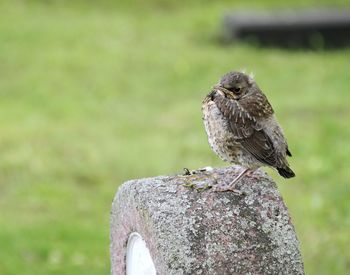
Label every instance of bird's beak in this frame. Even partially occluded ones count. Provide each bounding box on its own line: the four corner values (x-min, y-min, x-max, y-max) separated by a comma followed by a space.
213, 84, 240, 100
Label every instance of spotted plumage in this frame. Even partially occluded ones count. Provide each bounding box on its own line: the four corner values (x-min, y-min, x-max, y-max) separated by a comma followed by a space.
202, 71, 295, 192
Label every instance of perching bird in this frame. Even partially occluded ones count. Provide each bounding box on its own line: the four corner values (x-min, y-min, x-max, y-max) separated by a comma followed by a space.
202, 71, 295, 192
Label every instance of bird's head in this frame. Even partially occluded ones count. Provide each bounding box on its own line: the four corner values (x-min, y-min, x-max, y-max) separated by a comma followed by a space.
214, 71, 255, 100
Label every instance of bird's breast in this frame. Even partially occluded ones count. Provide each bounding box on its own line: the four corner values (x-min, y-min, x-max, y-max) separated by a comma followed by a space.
202, 98, 241, 163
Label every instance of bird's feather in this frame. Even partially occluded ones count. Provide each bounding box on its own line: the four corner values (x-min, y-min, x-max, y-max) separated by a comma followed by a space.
213, 92, 279, 168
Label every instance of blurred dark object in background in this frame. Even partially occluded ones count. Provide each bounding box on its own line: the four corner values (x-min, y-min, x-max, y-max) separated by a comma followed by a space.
223, 9, 350, 49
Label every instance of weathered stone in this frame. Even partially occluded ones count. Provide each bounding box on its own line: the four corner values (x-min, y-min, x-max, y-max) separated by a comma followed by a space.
110, 166, 304, 275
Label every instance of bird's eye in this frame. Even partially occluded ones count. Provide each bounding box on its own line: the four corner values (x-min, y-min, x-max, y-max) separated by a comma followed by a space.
230, 87, 241, 93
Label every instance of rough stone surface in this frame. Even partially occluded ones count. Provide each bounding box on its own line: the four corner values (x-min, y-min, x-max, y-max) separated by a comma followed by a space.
110, 166, 304, 275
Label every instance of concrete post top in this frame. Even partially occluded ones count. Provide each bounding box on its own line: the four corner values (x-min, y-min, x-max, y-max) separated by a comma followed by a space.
111, 166, 304, 275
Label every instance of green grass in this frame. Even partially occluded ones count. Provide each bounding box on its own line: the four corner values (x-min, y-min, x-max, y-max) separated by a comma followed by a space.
0, 0, 350, 274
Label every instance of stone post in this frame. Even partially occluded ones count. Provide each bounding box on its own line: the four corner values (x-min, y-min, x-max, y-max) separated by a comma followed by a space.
110, 166, 304, 275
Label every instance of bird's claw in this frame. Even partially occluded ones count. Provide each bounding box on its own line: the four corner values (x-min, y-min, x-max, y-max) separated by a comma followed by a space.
212, 184, 244, 195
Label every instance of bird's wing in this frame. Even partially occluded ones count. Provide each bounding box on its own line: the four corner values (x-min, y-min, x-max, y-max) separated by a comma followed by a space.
213, 94, 278, 167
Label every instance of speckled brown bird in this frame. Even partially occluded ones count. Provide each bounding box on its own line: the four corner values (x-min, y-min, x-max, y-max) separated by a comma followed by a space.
202, 71, 295, 192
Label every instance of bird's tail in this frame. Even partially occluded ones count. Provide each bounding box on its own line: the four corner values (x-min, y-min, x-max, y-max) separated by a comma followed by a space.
277, 166, 295, 178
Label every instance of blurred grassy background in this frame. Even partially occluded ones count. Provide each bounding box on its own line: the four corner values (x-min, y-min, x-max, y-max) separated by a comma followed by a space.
0, 0, 350, 274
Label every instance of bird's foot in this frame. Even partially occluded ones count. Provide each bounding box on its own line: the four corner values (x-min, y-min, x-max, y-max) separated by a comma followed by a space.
210, 167, 251, 194
245, 169, 260, 180
212, 183, 243, 195
229, 167, 251, 185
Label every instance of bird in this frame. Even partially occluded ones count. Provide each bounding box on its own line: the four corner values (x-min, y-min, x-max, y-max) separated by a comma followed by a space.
202, 71, 295, 192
